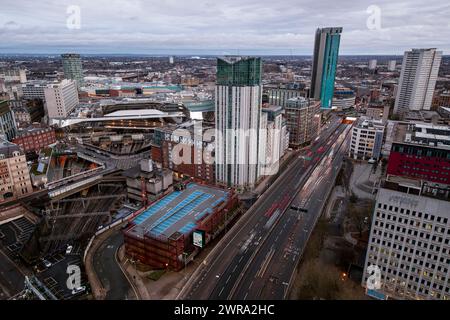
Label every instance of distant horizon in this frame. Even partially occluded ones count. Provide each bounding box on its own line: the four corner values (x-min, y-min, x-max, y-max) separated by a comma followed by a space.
2, 1, 449, 56
2, 52, 442, 58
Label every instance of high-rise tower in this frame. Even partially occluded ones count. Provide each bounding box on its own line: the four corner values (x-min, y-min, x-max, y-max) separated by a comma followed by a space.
61, 53, 84, 89
310, 27, 342, 109
394, 48, 442, 116
215, 56, 263, 190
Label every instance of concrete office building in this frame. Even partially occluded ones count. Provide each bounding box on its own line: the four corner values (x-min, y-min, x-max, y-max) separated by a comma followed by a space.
363, 180, 450, 300
215, 56, 263, 190
332, 96, 356, 110
363, 121, 450, 300
44, 79, 79, 119
260, 105, 287, 175
388, 60, 397, 72
61, 53, 84, 88
369, 59, 378, 70
332, 89, 356, 110
394, 49, 442, 116
22, 81, 47, 101
123, 159, 173, 204
285, 97, 321, 148
0, 100, 18, 141
349, 118, 385, 160
0, 68, 27, 83
265, 85, 307, 108
310, 27, 343, 109
366, 105, 390, 123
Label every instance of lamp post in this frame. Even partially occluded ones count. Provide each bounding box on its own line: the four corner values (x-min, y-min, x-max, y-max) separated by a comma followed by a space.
282, 281, 289, 298
183, 252, 188, 279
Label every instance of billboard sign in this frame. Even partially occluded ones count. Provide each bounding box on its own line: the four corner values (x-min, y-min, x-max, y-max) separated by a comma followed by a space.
366, 289, 387, 300
193, 230, 205, 248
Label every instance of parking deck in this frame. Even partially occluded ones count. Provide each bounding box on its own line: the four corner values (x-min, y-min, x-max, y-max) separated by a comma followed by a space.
128, 183, 230, 239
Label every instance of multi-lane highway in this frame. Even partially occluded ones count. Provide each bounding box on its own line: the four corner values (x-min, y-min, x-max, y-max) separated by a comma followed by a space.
180, 115, 352, 300
232, 123, 352, 300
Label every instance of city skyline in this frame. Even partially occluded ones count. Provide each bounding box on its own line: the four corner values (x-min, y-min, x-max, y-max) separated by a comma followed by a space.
1, 0, 449, 55
1, 0, 450, 305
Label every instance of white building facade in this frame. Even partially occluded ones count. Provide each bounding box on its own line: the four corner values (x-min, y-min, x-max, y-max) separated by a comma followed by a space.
44, 79, 79, 119
349, 119, 385, 160
22, 81, 47, 100
0, 69, 27, 83
394, 48, 442, 116
363, 185, 450, 300
215, 56, 263, 190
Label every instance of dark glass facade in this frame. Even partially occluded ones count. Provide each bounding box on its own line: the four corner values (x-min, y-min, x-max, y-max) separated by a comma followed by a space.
310, 27, 342, 109
216, 57, 262, 86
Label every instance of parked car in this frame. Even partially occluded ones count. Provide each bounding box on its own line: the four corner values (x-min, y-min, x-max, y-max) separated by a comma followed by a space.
42, 259, 52, 268
71, 286, 86, 295
66, 245, 73, 255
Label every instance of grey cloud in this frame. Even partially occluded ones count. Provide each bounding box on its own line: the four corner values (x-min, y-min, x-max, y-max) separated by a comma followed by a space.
0, 0, 448, 54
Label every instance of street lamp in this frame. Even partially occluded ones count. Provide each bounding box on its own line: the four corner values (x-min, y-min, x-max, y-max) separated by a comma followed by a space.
282, 281, 289, 298
183, 252, 188, 279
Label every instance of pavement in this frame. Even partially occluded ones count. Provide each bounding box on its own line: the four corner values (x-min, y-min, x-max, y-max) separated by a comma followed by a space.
324, 186, 346, 221
118, 241, 214, 300
0, 248, 26, 300
117, 245, 149, 299
180, 115, 352, 300
348, 162, 382, 200
86, 228, 136, 300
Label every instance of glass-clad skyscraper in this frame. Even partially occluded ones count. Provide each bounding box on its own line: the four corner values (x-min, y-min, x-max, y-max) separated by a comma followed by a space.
215, 56, 263, 190
61, 53, 84, 89
310, 27, 342, 109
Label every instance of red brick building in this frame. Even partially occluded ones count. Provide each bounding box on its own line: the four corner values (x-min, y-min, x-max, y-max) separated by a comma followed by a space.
12, 125, 56, 153
387, 123, 450, 185
152, 123, 215, 184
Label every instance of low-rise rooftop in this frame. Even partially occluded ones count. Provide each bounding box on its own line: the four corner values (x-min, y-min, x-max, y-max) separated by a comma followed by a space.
126, 183, 231, 239
393, 122, 450, 149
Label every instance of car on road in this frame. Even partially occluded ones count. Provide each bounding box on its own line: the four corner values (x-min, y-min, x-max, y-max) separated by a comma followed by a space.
72, 286, 86, 295
42, 259, 52, 268
66, 245, 73, 255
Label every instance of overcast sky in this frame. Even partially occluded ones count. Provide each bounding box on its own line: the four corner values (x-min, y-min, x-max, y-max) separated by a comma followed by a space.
0, 0, 449, 55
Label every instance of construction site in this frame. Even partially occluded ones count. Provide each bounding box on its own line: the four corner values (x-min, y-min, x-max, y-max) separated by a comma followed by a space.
46, 153, 100, 183
75, 132, 153, 156
124, 183, 239, 271
0, 141, 131, 300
